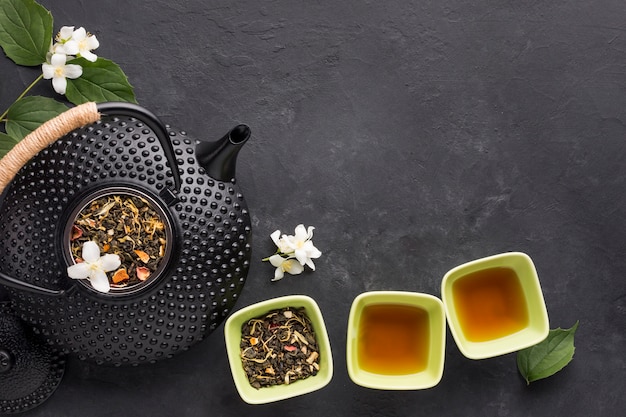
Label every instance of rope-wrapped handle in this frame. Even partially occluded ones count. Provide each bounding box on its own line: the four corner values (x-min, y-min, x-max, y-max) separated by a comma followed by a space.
0, 102, 100, 194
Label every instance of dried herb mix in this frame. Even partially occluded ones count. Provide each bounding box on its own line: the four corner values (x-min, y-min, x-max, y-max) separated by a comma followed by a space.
70, 194, 167, 289
240, 307, 321, 389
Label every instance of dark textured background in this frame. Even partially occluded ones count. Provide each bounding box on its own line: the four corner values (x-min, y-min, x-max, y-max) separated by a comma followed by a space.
1, 0, 625, 415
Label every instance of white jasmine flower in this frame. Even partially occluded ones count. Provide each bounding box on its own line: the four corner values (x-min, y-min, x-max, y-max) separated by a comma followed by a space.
264, 224, 322, 280
282, 224, 322, 270
67, 241, 121, 293
42, 53, 82, 95
49, 26, 74, 56
269, 254, 304, 281
60, 27, 100, 62
50, 26, 75, 56
270, 229, 293, 254
56, 26, 75, 43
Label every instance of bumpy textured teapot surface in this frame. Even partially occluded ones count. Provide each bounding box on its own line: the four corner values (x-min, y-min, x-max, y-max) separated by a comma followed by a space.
0, 103, 252, 366
0, 303, 65, 414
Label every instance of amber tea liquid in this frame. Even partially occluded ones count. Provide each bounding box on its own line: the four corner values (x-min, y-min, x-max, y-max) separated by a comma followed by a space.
357, 304, 430, 375
452, 267, 529, 342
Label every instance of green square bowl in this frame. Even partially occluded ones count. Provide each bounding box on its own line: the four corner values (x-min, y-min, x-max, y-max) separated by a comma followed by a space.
441, 252, 550, 360
346, 291, 446, 390
224, 295, 333, 404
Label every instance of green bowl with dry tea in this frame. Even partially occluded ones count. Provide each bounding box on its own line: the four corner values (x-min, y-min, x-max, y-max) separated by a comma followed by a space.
224, 295, 333, 404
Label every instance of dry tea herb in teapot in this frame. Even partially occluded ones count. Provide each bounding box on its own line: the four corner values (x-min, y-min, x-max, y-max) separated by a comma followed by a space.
240, 307, 321, 389
70, 194, 167, 288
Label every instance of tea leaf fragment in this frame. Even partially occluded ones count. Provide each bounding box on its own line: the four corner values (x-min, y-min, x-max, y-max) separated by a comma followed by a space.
517, 321, 579, 384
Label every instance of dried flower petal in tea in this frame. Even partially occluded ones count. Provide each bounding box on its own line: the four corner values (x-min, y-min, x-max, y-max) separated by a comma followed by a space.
240, 307, 321, 389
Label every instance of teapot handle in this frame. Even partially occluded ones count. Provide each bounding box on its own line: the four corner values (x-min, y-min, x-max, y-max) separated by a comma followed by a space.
0, 102, 182, 201
96, 102, 182, 203
0, 270, 65, 297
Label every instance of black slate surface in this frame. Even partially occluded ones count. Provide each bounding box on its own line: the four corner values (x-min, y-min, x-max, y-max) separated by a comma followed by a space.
1, 0, 625, 415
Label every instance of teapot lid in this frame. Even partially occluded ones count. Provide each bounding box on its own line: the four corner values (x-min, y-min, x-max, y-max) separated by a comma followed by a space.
0, 304, 66, 414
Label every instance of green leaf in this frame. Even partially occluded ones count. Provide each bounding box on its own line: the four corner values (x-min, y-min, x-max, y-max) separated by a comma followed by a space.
517, 321, 579, 384
0, 0, 53, 66
5, 96, 68, 140
65, 57, 137, 105
0, 131, 20, 158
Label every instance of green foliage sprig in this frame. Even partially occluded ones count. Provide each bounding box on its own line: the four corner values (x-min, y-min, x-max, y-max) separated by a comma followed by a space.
0, 0, 136, 157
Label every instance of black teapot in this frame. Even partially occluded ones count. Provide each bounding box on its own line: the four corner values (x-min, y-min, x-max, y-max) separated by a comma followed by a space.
0, 102, 252, 366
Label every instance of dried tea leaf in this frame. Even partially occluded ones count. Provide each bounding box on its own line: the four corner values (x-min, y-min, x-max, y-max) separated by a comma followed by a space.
517, 321, 579, 384
293, 330, 309, 346
306, 351, 319, 364
95, 200, 116, 216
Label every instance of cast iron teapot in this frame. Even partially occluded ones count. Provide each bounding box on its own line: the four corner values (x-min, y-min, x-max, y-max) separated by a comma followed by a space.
0, 102, 252, 366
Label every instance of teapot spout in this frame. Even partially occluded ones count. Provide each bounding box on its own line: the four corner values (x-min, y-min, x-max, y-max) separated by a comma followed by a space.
196, 124, 251, 182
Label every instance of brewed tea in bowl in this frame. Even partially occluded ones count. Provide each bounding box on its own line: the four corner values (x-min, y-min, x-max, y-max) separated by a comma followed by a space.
441, 252, 549, 359
346, 291, 446, 390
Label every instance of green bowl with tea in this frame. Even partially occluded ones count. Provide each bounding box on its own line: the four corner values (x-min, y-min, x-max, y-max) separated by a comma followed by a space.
224, 295, 333, 404
441, 252, 550, 359
346, 291, 446, 390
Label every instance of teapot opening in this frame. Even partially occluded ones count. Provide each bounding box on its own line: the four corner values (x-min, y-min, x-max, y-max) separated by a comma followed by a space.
195, 124, 251, 182
62, 186, 174, 297
230, 124, 251, 144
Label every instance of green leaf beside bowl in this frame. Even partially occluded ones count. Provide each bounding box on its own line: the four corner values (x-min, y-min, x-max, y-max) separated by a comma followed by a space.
517, 321, 579, 384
